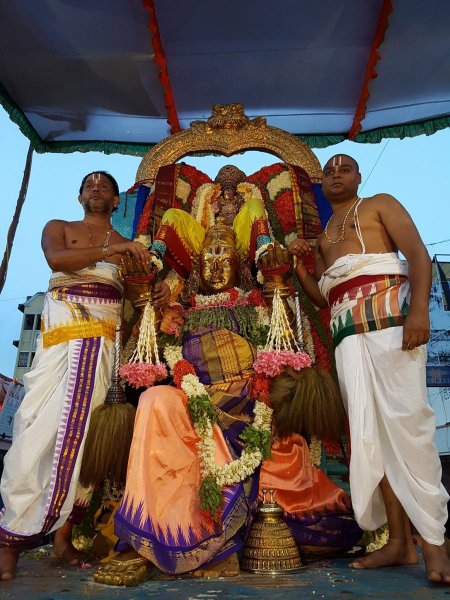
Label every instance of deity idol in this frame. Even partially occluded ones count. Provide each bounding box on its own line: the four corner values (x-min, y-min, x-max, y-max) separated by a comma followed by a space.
94, 179, 361, 586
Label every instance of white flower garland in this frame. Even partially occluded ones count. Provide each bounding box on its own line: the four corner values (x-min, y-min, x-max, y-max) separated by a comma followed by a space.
192, 394, 272, 487
284, 231, 298, 248
236, 182, 263, 204
163, 344, 183, 374
150, 254, 164, 273
192, 288, 246, 308
267, 170, 292, 199
254, 242, 271, 264
191, 182, 219, 229
129, 301, 160, 364
134, 233, 152, 248
265, 287, 297, 352
181, 373, 208, 398
164, 342, 273, 491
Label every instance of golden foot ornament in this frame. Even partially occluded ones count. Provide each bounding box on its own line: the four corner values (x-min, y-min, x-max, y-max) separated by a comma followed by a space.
93, 549, 150, 587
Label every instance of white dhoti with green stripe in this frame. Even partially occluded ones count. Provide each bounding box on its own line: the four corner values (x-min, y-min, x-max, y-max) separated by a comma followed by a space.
319, 253, 448, 544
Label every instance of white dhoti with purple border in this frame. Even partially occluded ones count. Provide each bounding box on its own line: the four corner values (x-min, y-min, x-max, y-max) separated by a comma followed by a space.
0, 263, 122, 549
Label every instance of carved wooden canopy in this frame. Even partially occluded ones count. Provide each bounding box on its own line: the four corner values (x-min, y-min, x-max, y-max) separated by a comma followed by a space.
136, 104, 322, 184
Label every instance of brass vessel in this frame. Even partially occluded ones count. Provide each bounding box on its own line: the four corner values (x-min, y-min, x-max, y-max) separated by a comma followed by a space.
241, 489, 303, 574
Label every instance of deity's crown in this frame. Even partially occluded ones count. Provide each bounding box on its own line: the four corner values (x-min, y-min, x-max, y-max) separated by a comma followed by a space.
203, 220, 237, 253
214, 165, 246, 189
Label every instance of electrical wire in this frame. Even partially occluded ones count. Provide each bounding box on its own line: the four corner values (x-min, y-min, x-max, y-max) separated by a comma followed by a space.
359, 139, 390, 193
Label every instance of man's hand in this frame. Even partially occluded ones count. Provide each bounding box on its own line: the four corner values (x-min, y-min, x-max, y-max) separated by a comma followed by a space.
120, 248, 156, 310
116, 242, 152, 273
287, 237, 311, 258
152, 281, 170, 308
402, 309, 430, 350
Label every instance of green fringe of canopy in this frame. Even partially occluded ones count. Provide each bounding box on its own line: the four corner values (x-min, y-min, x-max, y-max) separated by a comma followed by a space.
2, 82, 450, 155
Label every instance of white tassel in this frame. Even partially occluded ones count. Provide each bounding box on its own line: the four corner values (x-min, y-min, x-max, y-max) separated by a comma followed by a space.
265, 287, 297, 352
129, 301, 161, 364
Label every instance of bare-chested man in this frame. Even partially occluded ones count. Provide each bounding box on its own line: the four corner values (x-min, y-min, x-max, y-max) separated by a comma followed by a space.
0, 171, 169, 580
289, 154, 450, 584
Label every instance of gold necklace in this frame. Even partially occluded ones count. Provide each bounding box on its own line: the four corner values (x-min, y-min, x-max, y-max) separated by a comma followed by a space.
84, 219, 114, 247
84, 219, 114, 267
324, 198, 359, 244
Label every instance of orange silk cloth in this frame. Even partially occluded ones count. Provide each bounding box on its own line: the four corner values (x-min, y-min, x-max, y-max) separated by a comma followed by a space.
115, 385, 352, 573
260, 435, 350, 515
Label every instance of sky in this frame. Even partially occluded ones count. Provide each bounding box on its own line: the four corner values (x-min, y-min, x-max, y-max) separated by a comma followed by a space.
1, 106, 450, 380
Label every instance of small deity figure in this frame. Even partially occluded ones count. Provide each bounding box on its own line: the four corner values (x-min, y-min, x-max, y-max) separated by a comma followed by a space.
213, 165, 246, 226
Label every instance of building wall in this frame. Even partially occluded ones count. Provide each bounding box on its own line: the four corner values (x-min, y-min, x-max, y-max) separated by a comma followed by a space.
428, 258, 450, 455
13, 293, 45, 383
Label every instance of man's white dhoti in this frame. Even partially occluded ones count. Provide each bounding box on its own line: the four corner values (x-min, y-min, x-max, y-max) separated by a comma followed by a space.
319, 253, 448, 545
0, 263, 123, 549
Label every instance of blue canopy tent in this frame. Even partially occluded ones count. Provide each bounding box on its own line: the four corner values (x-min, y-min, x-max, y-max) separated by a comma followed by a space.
1, 0, 450, 290
1, 0, 450, 152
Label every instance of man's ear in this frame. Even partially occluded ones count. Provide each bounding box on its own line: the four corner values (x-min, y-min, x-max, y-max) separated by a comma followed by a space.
78, 194, 83, 204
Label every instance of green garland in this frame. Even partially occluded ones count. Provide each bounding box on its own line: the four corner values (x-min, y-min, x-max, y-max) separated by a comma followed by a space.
187, 394, 217, 429
182, 304, 269, 347
157, 331, 182, 349
240, 426, 271, 461
198, 423, 271, 519
199, 477, 223, 517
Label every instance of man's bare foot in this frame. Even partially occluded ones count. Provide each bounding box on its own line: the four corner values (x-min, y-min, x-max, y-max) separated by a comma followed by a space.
193, 553, 240, 578
349, 538, 418, 569
52, 523, 87, 566
422, 541, 450, 585
0, 547, 19, 581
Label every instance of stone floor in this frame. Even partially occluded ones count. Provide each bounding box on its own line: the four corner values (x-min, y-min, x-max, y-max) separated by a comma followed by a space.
1, 547, 450, 600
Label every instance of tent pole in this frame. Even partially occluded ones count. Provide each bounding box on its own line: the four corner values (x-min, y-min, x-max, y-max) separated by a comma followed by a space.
0, 142, 34, 294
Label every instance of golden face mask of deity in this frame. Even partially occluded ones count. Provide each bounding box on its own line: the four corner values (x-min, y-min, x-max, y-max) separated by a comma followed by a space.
199, 223, 239, 293
199, 243, 239, 293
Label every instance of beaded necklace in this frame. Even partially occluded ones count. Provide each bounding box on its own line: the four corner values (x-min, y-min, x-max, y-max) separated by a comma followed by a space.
323, 197, 359, 244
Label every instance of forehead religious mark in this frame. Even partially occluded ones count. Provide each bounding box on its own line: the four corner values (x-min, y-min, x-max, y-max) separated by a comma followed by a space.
332, 155, 343, 167
203, 244, 237, 257
91, 173, 101, 181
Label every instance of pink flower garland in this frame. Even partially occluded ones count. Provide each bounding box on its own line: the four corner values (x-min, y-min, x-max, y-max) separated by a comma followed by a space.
119, 362, 168, 389
253, 350, 312, 378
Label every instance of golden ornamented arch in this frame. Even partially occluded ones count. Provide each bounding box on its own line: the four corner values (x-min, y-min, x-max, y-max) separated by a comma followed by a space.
136, 104, 322, 183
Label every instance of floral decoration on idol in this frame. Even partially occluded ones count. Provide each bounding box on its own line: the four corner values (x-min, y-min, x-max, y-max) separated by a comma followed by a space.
190, 182, 220, 229
119, 301, 168, 388
251, 286, 326, 466
253, 287, 312, 377
162, 289, 272, 519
